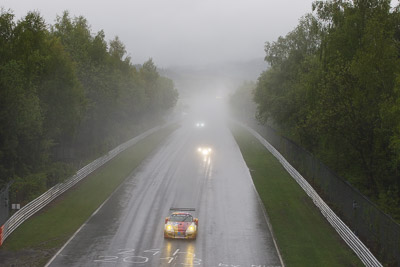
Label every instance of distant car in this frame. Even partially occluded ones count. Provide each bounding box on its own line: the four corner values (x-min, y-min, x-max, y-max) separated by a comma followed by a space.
197, 147, 212, 156
164, 208, 198, 239
195, 122, 205, 128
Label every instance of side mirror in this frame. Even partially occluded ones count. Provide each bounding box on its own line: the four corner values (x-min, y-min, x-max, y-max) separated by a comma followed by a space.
194, 218, 198, 225
165, 217, 169, 224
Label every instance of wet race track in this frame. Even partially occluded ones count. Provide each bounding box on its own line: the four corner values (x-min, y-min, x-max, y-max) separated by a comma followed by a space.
46, 99, 282, 267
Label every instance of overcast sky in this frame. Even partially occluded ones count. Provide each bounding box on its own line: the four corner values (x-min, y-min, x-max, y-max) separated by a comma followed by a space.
2, 0, 398, 67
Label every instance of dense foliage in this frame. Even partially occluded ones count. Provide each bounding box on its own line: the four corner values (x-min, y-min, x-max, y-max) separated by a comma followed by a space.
254, 0, 400, 221
0, 10, 178, 203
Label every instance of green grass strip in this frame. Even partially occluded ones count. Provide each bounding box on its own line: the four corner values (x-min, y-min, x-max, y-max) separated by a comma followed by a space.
1, 124, 178, 253
230, 123, 363, 267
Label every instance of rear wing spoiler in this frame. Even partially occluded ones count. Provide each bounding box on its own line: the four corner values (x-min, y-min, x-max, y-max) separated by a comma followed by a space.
170, 208, 196, 211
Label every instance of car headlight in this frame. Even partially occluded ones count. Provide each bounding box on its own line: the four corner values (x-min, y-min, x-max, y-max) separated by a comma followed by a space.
166, 224, 173, 232
186, 225, 195, 233
198, 147, 212, 155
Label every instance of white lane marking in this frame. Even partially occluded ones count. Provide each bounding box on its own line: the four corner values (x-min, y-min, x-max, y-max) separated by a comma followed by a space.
144, 249, 160, 255
160, 256, 174, 263
44, 124, 178, 266
117, 248, 135, 254
250, 173, 285, 267
93, 256, 118, 263
173, 249, 180, 256
44, 194, 113, 267
176, 251, 195, 257
231, 124, 285, 267
123, 256, 149, 263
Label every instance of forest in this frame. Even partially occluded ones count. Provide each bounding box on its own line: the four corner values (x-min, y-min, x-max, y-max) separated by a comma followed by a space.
244, 0, 400, 222
0, 10, 178, 204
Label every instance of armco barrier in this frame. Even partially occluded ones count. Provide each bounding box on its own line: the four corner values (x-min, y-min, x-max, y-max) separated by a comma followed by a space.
238, 122, 383, 267
244, 119, 400, 266
0, 124, 168, 246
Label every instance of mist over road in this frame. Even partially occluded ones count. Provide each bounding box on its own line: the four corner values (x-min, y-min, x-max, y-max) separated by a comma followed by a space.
47, 97, 281, 267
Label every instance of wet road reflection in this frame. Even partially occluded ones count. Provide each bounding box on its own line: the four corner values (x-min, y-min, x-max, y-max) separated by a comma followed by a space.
47, 113, 281, 267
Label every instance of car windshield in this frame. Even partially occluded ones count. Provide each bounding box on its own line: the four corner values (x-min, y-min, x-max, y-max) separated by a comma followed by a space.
169, 214, 193, 222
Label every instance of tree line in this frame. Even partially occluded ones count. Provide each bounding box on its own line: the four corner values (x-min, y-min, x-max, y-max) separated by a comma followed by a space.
252, 0, 400, 221
0, 9, 178, 203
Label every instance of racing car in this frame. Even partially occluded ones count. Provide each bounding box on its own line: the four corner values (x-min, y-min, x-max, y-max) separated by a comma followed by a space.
195, 122, 205, 128
164, 208, 198, 239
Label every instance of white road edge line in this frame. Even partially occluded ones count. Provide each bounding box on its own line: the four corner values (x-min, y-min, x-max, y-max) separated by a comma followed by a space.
44, 123, 178, 266
231, 126, 285, 267
251, 180, 285, 267
44, 194, 112, 267
237, 121, 382, 267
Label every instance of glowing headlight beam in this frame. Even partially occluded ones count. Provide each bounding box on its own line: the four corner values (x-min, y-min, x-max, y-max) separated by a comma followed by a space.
197, 147, 212, 156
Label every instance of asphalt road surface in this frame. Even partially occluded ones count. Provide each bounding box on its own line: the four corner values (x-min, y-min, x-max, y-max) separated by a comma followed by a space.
46, 103, 282, 267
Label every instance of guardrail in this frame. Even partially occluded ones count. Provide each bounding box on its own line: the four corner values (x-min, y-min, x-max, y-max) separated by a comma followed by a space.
0, 124, 167, 246
239, 122, 382, 267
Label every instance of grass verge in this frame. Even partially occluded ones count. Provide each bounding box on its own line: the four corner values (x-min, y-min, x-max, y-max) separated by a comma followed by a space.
230, 123, 363, 267
0, 123, 178, 266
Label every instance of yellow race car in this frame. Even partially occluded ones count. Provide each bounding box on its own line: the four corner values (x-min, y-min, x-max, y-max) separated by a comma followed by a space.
164, 208, 198, 239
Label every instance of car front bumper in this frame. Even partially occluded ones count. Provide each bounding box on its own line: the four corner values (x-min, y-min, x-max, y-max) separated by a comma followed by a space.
164, 230, 197, 239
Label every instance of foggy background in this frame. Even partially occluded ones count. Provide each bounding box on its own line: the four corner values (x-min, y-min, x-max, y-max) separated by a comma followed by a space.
2, 0, 317, 67
3, 0, 399, 103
